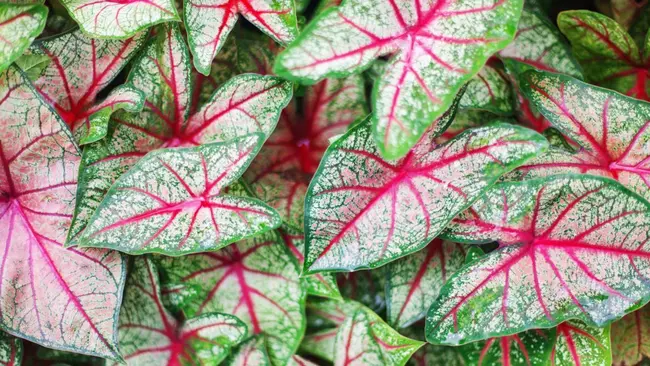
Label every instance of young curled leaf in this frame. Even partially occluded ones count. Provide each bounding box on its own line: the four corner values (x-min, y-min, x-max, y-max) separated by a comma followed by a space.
304, 116, 548, 273
275, 0, 523, 159
429, 175, 650, 346
78, 134, 281, 255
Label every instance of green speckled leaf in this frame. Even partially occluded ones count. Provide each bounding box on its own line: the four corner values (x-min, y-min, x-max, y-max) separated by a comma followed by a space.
225, 335, 271, 366
78, 134, 281, 255
115, 257, 247, 365
275, 0, 523, 159
334, 306, 423, 366
552, 321, 612, 366
0, 332, 21, 366
429, 175, 650, 345
157, 231, 306, 365
459, 328, 555, 366
185, 0, 297, 75
459, 63, 513, 115
304, 116, 548, 272
300, 328, 338, 362
0, 3, 47, 74
387, 239, 467, 329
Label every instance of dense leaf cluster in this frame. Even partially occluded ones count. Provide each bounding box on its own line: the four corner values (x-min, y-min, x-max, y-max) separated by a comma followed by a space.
3, 0, 650, 365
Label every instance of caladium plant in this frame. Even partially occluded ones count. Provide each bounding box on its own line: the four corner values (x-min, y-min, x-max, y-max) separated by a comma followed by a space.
8, 0, 650, 364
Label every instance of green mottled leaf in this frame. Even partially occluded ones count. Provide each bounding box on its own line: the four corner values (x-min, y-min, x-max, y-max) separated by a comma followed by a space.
78, 135, 280, 255
386, 239, 467, 329
20, 29, 146, 144
185, 0, 297, 75
67, 24, 291, 243
225, 335, 271, 366
558, 10, 650, 101
514, 69, 650, 202
0, 3, 47, 74
552, 321, 612, 366
459, 328, 555, 366
304, 115, 548, 272
459, 63, 513, 115
157, 231, 306, 365
245, 75, 367, 229
300, 328, 338, 362
0, 332, 21, 366
334, 306, 423, 366
114, 257, 247, 365
275, 0, 523, 159
611, 304, 650, 366
60, 0, 179, 38
429, 175, 650, 345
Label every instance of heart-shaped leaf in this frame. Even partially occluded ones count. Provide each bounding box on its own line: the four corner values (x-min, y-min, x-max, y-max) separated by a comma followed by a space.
68, 24, 292, 243
115, 257, 247, 365
19, 29, 146, 144
304, 116, 548, 272
458, 328, 555, 365
429, 175, 650, 345
386, 239, 467, 329
60, 0, 179, 38
333, 305, 423, 366
275, 0, 522, 159
459, 62, 513, 115
225, 335, 270, 366
78, 134, 280, 255
611, 305, 650, 365
245, 75, 367, 229
0, 66, 125, 359
185, 0, 297, 75
0, 332, 21, 365
156, 231, 306, 365
515, 69, 650, 202
0, 3, 47, 74
280, 227, 341, 299
558, 10, 650, 101
552, 321, 612, 366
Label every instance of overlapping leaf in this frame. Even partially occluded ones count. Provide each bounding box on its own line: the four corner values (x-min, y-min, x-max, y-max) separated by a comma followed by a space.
60, 0, 178, 38
19, 29, 146, 144
558, 10, 650, 101
78, 135, 280, 255
611, 304, 650, 365
512, 69, 650, 202
275, 0, 523, 159
185, 0, 297, 75
552, 321, 612, 366
115, 257, 246, 365
68, 24, 292, 243
0, 332, 21, 366
333, 305, 423, 366
386, 239, 467, 329
245, 75, 367, 229
0, 3, 47, 74
459, 62, 513, 115
225, 335, 270, 366
458, 328, 555, 365
157, 231, 305, 365
428, 175, 650, 345
304, 116, 547, 272
0, 66, 125, 359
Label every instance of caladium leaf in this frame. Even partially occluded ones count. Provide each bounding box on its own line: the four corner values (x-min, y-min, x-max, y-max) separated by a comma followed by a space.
300, 328, 338, 362
558, 10, 650, 101
290, 355, 318, 366
386, 239, 467, 329
60, 0, 179, 38
0, 332, 21, 366
115, 257, 247, 365
280, 227, 341, 299
78, 135, 280, 255
515, 69, 650, 202
0, 3, 47, 74
245, 75, 367, 229
459, 62, 514, 115
68, 24, 292, 243
0, 66, 125, 359
274, 0, 523, 159
611, 304, 650, 365
21, 29, 146, 144
458, 328, 555, 365
409, 344, 464, 366
185, 0, 298, 75
304, 116, 548, 272
428, 175, 650, 345
333, 305, 423, 366
157, 231, 306, 365
225, 335, 271, 366
596, 0, 647, 30
552, 321, 612, 366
